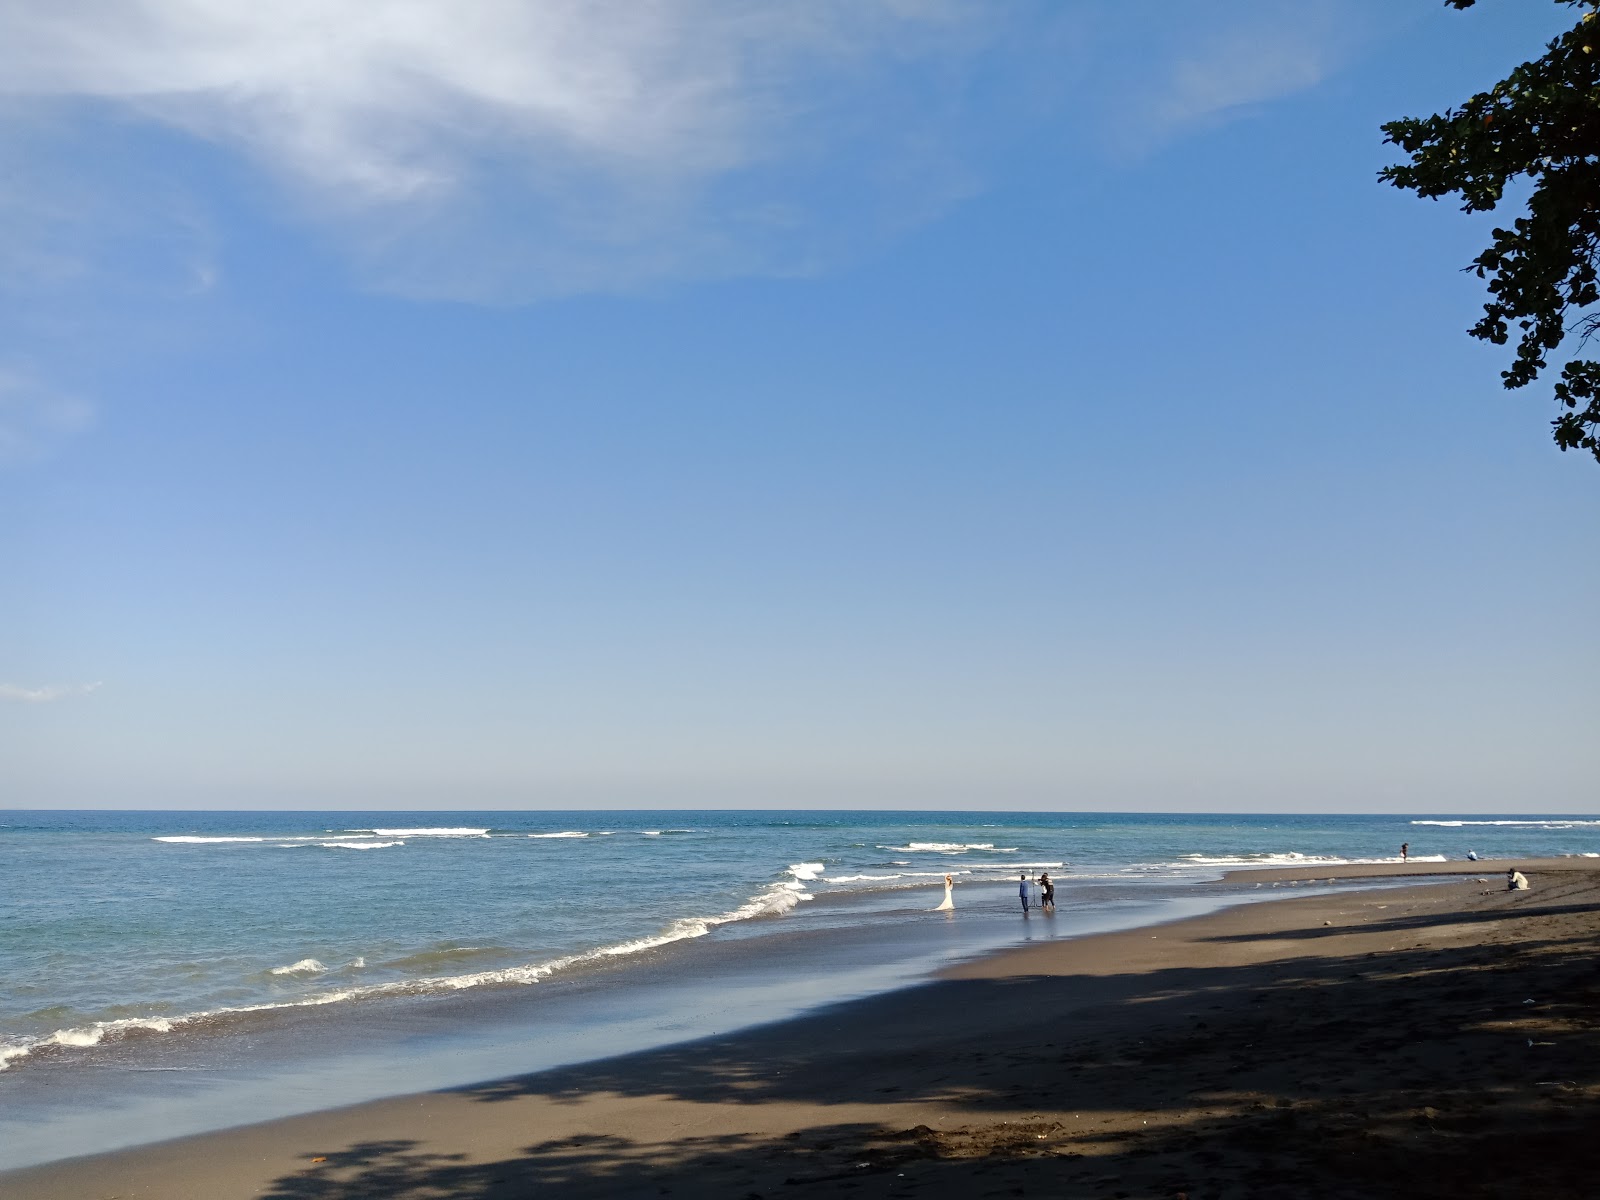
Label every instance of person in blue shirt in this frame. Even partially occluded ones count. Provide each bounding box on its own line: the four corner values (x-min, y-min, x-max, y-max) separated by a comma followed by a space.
1018, 872, 1029, 913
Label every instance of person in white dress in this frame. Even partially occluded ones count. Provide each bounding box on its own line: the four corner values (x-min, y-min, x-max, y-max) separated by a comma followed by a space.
936, 873, 955, 911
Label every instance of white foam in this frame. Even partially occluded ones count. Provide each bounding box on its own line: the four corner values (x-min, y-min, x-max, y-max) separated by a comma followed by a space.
825, 871, 960, 883
352, 827, 489, 838
154, 836, 270, 844
0, 1015, 180, 1071
269, 958, 327, 976
1412, 819, 1600, 828
1180, 852, 1346, 866
528, 832, 588, 839
322, 840, 401, 850
787, 862, 826, 881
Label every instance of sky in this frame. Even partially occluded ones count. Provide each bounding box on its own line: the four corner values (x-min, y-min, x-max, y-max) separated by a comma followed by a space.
2, 0, 1595, 813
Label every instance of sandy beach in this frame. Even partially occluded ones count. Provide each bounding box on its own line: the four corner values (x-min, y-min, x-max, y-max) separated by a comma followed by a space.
5, 859, 1598, 1199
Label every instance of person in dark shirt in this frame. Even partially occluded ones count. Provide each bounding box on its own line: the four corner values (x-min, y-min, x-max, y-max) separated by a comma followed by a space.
1038, 872, 1055, 910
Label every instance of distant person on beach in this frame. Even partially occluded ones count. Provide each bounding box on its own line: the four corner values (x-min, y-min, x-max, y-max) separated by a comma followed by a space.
936, 873, 955, 911
1507, 869, 1529, 891
1467, 850, 1479, 861
1019, 873, 1030, 913
1401, 842, 1409, 862
1038, 872, 1055, 910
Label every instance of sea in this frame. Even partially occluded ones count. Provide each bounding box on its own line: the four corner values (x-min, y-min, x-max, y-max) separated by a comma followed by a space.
1, 808, 1595, 1170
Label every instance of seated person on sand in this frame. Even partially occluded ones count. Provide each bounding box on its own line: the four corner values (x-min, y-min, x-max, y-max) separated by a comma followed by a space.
1507, 869, 1529, 891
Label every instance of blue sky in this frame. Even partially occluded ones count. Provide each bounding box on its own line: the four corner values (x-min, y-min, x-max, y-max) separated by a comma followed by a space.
2, 0, 1594, 812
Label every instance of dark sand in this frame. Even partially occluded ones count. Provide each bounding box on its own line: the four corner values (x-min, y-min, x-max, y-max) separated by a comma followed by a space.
5, 859, 1598, 1199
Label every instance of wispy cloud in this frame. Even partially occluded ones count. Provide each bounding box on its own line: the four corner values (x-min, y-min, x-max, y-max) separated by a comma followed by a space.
0, 0, 999, 300
1095, 0, 1400, 156
0, 681, 103, 703
0, 366, 94, 462
0, 1, 1403, 303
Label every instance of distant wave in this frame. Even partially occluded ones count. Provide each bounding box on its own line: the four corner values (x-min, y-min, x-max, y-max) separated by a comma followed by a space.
321, 840, 402, 850
1177, 852, 1447, 868
156, 834, 392, 846
528, 832, 588, 839
156, 834, 404, 850
350, 827, 489, 838
880, 842, 1019, 854
1411, 819, 1600, 828
1179, 852, 1346, 867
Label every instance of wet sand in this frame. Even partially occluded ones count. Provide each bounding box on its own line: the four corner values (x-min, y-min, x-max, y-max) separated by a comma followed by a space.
5, 858, 1598, 1199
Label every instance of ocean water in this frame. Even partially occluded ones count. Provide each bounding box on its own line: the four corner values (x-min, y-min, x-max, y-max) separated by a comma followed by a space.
4, 808, 1594, 1075
0, 808, 1594, 1167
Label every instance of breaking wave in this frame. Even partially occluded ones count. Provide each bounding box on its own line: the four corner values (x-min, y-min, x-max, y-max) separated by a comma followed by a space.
1411, 819, 1600, 829
269, 959, 327, 976
0, 864, 816, 1073
880, 842, 1019, 854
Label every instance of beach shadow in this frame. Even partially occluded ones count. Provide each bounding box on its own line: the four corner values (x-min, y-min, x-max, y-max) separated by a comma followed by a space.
1199, 899, 1600, 945
256, 888, 1600, 1199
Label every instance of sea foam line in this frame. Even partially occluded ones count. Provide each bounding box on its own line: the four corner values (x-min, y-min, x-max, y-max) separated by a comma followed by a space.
1412, 819, 1600, 828
321, 840, 402, 850
269, 958, 327, 976
0, 865, 815, 1073
825, 871, 963, 884
879, 842, 1019, 854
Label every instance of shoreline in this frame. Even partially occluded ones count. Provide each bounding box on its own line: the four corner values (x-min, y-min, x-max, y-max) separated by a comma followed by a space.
6, 858, 1597, 1197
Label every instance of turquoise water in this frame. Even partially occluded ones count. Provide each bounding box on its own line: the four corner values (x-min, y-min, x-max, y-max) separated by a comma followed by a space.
4, 808, 1594, 1077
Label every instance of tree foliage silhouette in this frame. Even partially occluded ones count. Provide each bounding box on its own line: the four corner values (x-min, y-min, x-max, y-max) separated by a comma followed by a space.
1381, 0, 1600, 463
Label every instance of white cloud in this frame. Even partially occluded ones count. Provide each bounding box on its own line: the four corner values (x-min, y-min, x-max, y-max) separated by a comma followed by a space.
0, 0, 995, 300
0, 366, 94, 461
0, 681, 103, 703
0, 1, 1404, 302
1096, 0, 1399, 155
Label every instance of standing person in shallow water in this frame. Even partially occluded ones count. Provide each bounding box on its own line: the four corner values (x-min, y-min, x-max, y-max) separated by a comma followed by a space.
1038, 872, 1055, 910
1018, 872, 1030, 914
1401, 842, 1409, 862
936, 873, 955, 911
